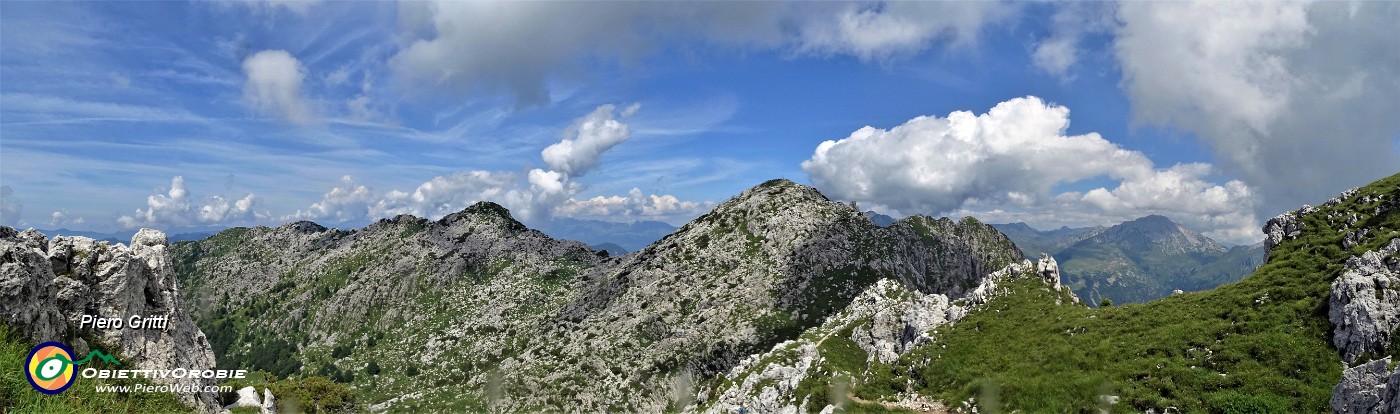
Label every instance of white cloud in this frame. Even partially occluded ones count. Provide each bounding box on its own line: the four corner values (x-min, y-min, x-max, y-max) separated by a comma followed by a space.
118, 177, 263, 228
390, 2, 1014, 105
385, 170, 522, 219
1114, 0, 1400, 216
242, 49, 313, 124
540, 104, 635, 176
324, 66, 351, 87
219, 0, 322, 16
801, 96, 1260, 244
1031, 36, 1077, 78
558, 188, 713, 223
792, 2, 1013, 60
286, 175, 376, 223
1030, 2, 1114, 79
290, 172, 526, 224
50, 211, 85, 227
1, 186, 21, 226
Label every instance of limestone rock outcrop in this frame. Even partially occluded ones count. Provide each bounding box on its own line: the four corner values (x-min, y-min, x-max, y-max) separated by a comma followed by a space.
1331, 357, 1400, 414
0, 227, 220, 412
1330, 238, 1400, 364
1037, 253, 1061, 288
849, 279, 953, 364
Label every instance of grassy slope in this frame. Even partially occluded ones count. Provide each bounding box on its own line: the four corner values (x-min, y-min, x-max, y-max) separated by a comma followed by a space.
0, 324, 194, 414
866, 173, 1400, 413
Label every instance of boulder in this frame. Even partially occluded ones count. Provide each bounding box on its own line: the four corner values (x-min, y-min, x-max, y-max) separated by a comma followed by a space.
226, 386, 262, 409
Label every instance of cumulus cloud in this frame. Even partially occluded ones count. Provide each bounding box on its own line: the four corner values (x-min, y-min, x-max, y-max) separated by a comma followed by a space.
290, 172, 525, 223
801, 96, 1260, 243
382, 170, 523, 219
558, 188, 714, 223
286, 175, 377, 223
242, 49, 313, 123
50, 211, 84, 227
118, 176, 264, 228
391, 1, 1013, 105
540, 104, 636, 176
0, 186, 20, 226
1114, 1, 1400, 216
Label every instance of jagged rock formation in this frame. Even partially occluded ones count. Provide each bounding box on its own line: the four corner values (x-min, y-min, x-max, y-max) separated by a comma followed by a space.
1331, 357, 1400, 414
1036, 253, 1061, 288
697, 256, 1078, 413
0, 227, 220, 412
172, 179, 1021, 412
1330, 238, 1400, 364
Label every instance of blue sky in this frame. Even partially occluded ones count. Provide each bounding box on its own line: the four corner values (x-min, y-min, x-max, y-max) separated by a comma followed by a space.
1, 1, 1396, 245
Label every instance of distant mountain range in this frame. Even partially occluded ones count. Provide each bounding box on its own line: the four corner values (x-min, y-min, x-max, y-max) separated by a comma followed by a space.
534, 217, 678, 252
990, 215, 1265, 305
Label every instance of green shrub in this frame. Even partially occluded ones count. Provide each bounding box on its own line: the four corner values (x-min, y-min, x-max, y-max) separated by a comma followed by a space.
269, 376, 355, 413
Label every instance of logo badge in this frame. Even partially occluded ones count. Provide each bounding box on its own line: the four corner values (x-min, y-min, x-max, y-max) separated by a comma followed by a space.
26, 342, 76, 395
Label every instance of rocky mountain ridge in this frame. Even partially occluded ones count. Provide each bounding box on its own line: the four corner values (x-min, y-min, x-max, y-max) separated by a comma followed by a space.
171, 178, 1023, 412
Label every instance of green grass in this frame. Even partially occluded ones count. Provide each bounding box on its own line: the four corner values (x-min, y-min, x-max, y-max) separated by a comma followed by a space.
0, 324, 195, 413
868, 172, 1400, 413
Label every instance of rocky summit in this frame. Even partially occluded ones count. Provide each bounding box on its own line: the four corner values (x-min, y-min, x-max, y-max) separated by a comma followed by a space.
0, 227, 220, 412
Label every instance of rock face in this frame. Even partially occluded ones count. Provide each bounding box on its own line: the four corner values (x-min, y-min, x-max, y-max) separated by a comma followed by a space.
0, 228, 68, 342
849, 279, 955, 364
1330, 238, 1400, 364
0, 227, 220, 412
1037, 253, 1061, 288
1331, 357, 1400, 414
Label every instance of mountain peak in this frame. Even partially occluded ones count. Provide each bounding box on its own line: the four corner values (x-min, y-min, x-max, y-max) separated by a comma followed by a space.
435, 201, 530, 234
280, 220, 328, 234
1088, 214, 1225, 256
709, 178, 833, 215
1131, 214, 1176, 226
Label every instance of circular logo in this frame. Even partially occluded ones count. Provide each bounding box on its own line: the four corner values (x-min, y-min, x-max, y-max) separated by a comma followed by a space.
25, 342, 76, 395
